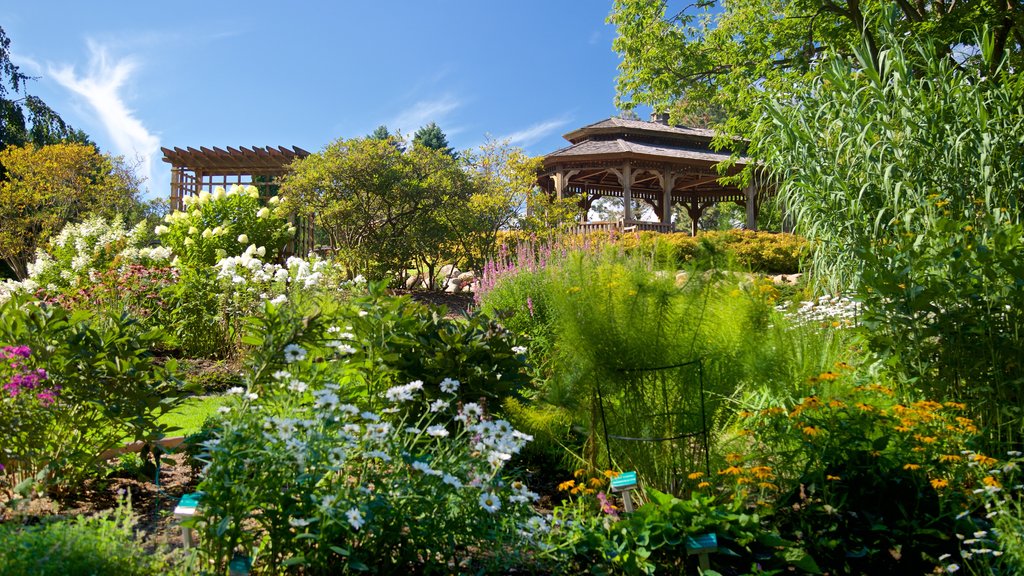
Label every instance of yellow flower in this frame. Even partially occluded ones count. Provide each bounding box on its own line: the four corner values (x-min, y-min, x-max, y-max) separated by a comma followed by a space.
758, 482, 779, 491
802, 426, 820, 437
939, 454, 962, 463
602, 470, 617, 479
718, 466, 743, 476
855, 403, 875, 412
750, 466, 774, 480
697, 481, 711, 489
913, 435, 937, 444
903, 463, 922, 471
826, 475, 841, 481
557, 480, 575, 492
588, 477, 605, 488
687, 471, 705, 480
930, 478, 949, 489
573, 469, 586, 479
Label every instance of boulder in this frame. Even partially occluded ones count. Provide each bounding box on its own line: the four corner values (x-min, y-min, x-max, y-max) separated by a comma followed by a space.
457, 270, 476, 283
405, 274, 423, 289
438, 264, 460, 279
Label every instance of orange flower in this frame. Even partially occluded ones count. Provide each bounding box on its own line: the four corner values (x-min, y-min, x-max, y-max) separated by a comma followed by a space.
573, 469, 587, 479
855, 402, 875, 412
972, 454, 998, 467
930, 478, 949, 489
725, 453, 744, 464
603, 470, 617, 478
758, 482, 779, 491
750, 466, 775, 480
687, 471, 705, 480
826, 475, 841, 481
802, 426, 820, 436
943, 402, 966, 410
738, 410, 754, 418
983, 476, 1002, 488
817, 372, 840, 381
557, 480, 575, 492
903, 463, 922, 471
939, 454, 962, 463
697, 481, 711, 489
913, 435, 937, 444
718, 466, 743, 476
588, 477, 605, 488
828, 399, 846, 408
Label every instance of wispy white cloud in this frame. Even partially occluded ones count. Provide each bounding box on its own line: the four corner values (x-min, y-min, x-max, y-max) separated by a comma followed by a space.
387, 95, 462, 138
498, 117, 571, 147
48, 40, 160, 195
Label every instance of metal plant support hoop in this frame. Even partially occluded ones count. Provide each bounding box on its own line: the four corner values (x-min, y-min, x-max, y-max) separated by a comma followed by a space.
597, 358, 711, 494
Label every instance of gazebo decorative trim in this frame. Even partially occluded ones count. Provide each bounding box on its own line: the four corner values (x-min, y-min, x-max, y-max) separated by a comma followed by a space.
538, 117, 768, 235
162, 145, 313, 256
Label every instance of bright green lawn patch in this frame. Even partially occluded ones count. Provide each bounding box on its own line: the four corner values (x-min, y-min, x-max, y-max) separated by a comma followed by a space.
159, 395, 226, 436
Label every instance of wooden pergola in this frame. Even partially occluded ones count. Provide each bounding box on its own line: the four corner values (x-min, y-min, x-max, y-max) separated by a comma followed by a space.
161, 145, 315, 256
538, 116, 768, 235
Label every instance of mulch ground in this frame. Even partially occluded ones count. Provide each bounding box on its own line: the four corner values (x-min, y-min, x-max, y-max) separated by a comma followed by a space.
400, 289, 476, 317
2, 453, 200, 550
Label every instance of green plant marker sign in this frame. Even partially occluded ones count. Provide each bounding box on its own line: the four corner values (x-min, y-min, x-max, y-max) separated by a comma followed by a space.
686, 532, 718, 571
610, 471, 639, 512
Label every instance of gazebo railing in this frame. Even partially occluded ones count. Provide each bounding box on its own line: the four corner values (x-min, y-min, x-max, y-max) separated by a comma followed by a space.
573, 219, 675, 235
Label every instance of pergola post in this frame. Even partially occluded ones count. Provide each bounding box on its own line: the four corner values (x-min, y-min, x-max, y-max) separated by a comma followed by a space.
170, 167, 183, 211
745, 182, 758, 231
622, 163, 633, 222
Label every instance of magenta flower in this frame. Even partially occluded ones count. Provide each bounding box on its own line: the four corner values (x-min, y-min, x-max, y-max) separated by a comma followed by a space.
596, 491, 620, 519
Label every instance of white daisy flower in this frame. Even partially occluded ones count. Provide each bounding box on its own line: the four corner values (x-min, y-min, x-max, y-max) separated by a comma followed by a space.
347, 508, 364, 530
426, 425, 449, 438
283, 344, 307, 363
478, 491, 501, 513
439, 378, 460, 394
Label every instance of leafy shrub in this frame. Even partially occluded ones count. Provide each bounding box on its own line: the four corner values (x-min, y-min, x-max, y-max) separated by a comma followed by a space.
25, 216, 158, 292
736, 373, 1024, 574
0, 501, 182, 576
192, 298, 544, 573
156, 184, 293, 268
0, 295, 185, 500
495, 229, 808, 274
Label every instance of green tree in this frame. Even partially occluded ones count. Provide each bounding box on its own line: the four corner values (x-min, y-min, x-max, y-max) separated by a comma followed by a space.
412, 122, 455, 157
453, 139, 543, 270
0, 26, 90, 152
609, 0, 1023, 138
0, 143, 142, 279
368, 124, 406, 152
280, 137, 466, 279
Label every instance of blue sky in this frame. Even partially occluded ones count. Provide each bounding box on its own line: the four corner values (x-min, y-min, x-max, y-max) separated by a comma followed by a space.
2, 2, 643, 200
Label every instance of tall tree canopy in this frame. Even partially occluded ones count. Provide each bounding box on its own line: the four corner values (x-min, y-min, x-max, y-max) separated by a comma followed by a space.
412, 122, 455, 157
0, 26, 90, 151
609, 0, 1024, 136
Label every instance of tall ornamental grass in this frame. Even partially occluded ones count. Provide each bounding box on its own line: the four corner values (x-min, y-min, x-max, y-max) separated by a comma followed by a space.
753, 24, 1024, 447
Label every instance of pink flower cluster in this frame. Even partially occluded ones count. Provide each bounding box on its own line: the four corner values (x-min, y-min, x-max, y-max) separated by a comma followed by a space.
2, 345, 59, 406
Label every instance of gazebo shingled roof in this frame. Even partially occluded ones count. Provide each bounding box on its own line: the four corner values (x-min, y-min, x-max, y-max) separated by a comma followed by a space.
538, 116, 766, 234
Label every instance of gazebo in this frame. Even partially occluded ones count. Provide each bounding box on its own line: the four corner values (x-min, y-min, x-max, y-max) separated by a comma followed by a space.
538, 116, 767, 235
161, 145, 314, 256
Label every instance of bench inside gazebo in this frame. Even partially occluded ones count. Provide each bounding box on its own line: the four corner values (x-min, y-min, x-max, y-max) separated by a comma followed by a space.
538, 116, 771, 235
